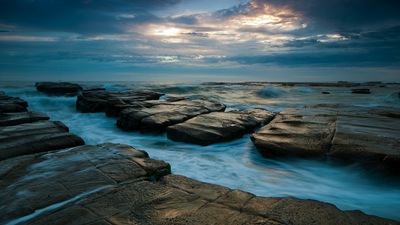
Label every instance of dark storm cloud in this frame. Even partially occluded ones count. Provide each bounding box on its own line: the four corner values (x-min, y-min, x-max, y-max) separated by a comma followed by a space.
264, 0, 400, 29
0, 0, 180, 35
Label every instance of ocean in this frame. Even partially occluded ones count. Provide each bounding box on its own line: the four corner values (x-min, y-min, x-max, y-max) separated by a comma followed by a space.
1, 81, 400, 221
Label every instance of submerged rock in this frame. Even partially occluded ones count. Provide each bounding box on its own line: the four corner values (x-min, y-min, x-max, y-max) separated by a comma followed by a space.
35, 82, 83, 96
117, 97, 226, 133
251, 106, 400, 175
0, 92, 28, 113
1, 143, 396, 225
351, 88, 371, 94
167, 109, 276, 145
76, 89, 163, 115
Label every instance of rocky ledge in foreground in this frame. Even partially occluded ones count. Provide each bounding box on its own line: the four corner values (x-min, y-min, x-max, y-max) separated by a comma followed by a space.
167, 109, 276, 145
0, 92, 28, 113
0, 92, 84, 161
35, 82, 83, 96
117, 97, 226, 133
1, 143, 397, 225
251, 106, 400, 175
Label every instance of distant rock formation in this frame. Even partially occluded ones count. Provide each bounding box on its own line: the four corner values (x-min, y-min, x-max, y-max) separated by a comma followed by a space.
251, 106, 400, 175
36, 82, 83, 96
351, 88, 371, 94
167, 109, 276, 145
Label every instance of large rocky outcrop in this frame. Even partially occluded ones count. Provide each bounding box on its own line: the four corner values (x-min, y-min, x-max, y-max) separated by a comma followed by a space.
1, 143, 396, 225
167, 109, 276, 145
251, 106, 400, 174
0, 92, 28, 113
117, 97, 226, 133
76, 89, 164, 116
35, 82, 83, 96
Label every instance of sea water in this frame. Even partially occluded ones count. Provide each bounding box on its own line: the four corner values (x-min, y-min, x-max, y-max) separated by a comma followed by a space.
1, 81, 400, 221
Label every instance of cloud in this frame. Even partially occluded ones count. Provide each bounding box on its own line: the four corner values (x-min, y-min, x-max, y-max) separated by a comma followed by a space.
0, 0, 180, 35
264, 0, 400, 30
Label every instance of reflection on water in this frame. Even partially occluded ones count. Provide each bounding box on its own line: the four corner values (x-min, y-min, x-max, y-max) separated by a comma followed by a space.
1, 81, 400, 221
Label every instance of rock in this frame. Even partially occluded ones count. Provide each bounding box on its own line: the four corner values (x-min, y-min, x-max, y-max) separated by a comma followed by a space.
117, 97, 226, 133
0, 111, 50, 126
1, 143, 396, 225
76, 89, 163, 115
351, 88, 371, 94
0, 92, 28, 113
0, 120, 84, 161
167, 109, 276, 145
35, 82, 83, 96
251, 106, 400, 175
0, 143, 171, 223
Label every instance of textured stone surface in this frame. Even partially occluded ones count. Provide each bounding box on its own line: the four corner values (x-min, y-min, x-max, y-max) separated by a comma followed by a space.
117, 97, 226, 133
0, 120, 84, 161
0, 111, 50, 126
1, 143, 396, 225
167, 109, 276, 145
0, 143, 171, 224
76, 89, 163, 116
35, 82, 83, 96
0, 91, 28, 113
251, 106, 400, 174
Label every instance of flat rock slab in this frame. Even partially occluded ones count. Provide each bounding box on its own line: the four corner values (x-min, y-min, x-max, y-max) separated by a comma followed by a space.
0, 92, 28, 113
0, 143, 171, 224
0, 111, 50, 126
0, 120, 85, 161
76, 89, 164, 116
1, 143, 395, 225
117, 97, 226, 133
251, 106, 400, 174
35, 82, 83, 96
167, 109, 276, 145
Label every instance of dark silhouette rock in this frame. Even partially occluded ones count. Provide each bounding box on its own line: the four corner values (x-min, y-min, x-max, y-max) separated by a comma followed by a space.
167, 109, 276, 145
351, 88, 371, 94
117, 98, 226, 133
36, 82, 83, 96
1, 143, 396, 225
0, 92, 28, 113
0, 111, 50, 126
251, 106, 400, 175
76, 89, 163, 115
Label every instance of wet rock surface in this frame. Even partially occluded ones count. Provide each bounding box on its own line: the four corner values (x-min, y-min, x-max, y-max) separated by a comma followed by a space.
251, 106, 400, 174
35, 82, 83, 96
0, 119, 85, 161
0, 93, 84, 160
1, 143, 396, 225
76, 89, 163, 116
0, 92, 28, 113
167, 109, 276, 145
117, 97, 226, 133
1, 91, 399, 224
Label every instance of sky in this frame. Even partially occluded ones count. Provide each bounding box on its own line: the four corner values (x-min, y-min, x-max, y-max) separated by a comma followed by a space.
0, 0, 399, 82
